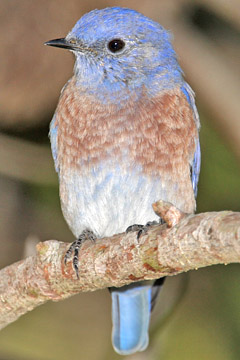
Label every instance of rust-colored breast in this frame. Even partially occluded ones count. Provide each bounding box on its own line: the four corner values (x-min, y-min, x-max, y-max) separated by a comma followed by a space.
54, 77, 198, 213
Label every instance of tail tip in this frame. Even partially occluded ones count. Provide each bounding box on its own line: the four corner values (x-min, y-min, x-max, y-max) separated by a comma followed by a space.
112, 333, 149, 355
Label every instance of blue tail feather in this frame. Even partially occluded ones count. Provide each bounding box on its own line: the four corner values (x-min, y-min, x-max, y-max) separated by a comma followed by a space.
111, 284, 152, 355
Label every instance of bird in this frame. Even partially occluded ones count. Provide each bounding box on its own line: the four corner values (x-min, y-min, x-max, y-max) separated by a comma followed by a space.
45, 7, 200, 355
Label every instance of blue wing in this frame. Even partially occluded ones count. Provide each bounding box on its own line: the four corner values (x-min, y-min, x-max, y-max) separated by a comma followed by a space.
191, 138, 201, 198
49, 81, 71, 174
181, 83, 201, 198
49, 114, 59, 173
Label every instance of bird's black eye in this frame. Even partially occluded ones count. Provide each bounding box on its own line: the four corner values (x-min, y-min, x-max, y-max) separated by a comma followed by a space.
108, 39, 125, 53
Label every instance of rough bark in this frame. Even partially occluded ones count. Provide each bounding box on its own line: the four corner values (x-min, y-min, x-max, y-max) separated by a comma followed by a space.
0, 202, 239, 330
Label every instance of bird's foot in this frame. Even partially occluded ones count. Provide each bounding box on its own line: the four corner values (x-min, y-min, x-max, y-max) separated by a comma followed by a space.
126, 220, 160, 240
64, 229, 96, 278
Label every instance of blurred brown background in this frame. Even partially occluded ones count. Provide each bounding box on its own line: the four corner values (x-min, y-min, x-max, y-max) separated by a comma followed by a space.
0, 0, 240, 359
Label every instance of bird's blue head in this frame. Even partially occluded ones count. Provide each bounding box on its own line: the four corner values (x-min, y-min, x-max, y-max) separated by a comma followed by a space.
46, 7, 183, 102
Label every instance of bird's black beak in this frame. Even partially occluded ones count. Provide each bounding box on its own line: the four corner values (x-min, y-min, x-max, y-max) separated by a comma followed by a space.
44, 38, 74, 50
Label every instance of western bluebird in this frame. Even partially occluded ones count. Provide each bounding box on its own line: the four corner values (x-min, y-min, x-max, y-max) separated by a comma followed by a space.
46, 7, 200, 355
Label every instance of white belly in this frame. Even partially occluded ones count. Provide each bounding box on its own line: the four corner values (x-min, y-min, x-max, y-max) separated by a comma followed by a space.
59, 163, 171, 238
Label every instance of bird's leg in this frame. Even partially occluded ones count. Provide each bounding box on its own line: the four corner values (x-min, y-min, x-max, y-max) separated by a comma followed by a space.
126, 219, 163, 240
64, 229, 96, 278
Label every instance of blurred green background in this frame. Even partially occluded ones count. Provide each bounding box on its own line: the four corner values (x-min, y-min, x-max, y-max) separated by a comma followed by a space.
0, 0, 240, 359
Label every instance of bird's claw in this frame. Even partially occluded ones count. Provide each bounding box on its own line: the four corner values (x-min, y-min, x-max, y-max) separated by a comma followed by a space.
64, 229, 96, 279
126, 220, 159, 240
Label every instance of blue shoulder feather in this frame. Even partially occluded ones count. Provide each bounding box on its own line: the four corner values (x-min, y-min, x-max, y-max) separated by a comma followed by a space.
181, 84, 201, 198
49, 114, 59, 173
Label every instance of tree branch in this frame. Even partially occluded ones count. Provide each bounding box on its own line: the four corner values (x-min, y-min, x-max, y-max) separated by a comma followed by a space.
0, 202, 240, 331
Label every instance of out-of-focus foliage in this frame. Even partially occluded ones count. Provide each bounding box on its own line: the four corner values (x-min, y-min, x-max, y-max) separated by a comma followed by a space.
198, 114, 240, 213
